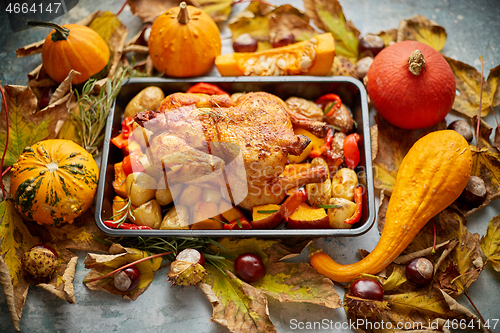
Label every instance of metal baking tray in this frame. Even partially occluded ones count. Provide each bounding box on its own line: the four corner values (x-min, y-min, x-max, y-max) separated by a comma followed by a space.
95, 76, 375, 237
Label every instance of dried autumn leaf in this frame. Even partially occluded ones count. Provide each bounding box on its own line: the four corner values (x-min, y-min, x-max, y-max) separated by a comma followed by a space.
303, 0, 360, 61
375, 29, 397, 46
450, 117, 500, 216
396, 14, 447, 51
191, 0, 233, 22
35, 247, 77, 303
88, 11, 128, 80
228, 2, 273, 50
35, 205, 110, 253
0, 85, 49, 167
202, 267, 276, 333
267, 5, 317, 45
83, 245, 162, 300
128, 0, 231, 23
372, 115, 446, 192
228, 4, 317, 52
445, 56, 498, 118
0, 200, 39, 331
0, 256, 21, 332
253, 261, 341, 308
481, 215, 500, 271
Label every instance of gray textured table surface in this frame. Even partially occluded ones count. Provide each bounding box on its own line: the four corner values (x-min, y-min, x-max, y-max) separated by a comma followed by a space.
1, 0, 500, 332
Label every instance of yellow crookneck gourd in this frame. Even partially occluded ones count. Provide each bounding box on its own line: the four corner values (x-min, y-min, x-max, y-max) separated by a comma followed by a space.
310, 130, 473, 283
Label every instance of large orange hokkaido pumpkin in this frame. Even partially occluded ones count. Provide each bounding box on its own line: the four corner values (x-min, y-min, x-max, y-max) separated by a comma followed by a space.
366, 40, 456, 129
148, 2, 221, 77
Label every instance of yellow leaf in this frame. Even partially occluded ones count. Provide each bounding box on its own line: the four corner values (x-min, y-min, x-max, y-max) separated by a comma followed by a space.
445, 56, 492, 118
481, 215, 500, 271
397, 14, 447, 51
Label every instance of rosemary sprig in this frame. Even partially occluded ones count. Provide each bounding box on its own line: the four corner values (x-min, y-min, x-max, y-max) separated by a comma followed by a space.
118, 236, 229, 271
73, 67, 133, 155
110, 196, 135, 227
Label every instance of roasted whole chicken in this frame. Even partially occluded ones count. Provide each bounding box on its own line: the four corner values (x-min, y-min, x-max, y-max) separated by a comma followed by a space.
134, 92, 328, 210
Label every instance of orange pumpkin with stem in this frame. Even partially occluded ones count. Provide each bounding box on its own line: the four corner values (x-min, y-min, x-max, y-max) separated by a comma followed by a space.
366, 40, 456, 129
29, 21, 110, 84
148, 2, 221, 77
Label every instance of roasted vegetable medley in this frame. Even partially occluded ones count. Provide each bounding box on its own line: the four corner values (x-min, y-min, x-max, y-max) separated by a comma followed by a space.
108, 83, 364, 231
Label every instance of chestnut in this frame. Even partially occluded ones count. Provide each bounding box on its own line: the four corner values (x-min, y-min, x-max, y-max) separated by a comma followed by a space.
448, 120, 473, 142
232, 33, 258, 53
459, 175, 487, 207
405, 257, 433, 285
358, 34, 385, 57
234, 253, 266, 283
348, 278, 384, 301
114, 266, 141, 292
271, 33, 295, 48
176, 248, 205, 266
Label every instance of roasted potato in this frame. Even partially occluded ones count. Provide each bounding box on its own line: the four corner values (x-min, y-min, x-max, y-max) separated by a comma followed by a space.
285, 97, 324, 122
124, 86, 165, 118
132, 199, 162, 229
327, 197, 357, 229
177, 184, 203, 207
155, 179, 182, 206
306, 157, 332, 206
126, 172, 157, 206
160, 205, 190, 230
326, 103, 354, 134
331, 168, 358, 201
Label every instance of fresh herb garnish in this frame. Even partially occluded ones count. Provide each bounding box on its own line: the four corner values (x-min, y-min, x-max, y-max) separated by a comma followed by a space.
257, 209, 279, 214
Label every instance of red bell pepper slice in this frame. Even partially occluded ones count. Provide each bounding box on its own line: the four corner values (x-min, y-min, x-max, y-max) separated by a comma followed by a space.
111, 117, 135, 149
224, 217, 253, 230
315, 93, 342, 116
309, 127, 334, 158
122, 151, 146, 175
187, 83, 229, 95
343, 133, 360, 169
104, 220, 153, 230
344, 186, 363, 224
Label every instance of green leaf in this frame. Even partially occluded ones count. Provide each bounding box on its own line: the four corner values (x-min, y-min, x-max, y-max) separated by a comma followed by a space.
303, 0, 359, 60
0, 85, 50, 167
481, 215, 500, 271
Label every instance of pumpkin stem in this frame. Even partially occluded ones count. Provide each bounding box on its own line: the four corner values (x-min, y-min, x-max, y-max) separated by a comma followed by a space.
408, 49, 425, 76
177, 2, 190, 25
27, 21, 70, 42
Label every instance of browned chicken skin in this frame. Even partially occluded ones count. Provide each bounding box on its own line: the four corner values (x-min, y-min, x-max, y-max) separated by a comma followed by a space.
135, 92, 327, 210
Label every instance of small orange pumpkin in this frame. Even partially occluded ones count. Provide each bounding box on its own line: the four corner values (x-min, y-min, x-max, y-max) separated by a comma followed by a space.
31, 21, 110, 84
366, 40, 456, 129
10, 140, 99, 225
148, 2, 221, 77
